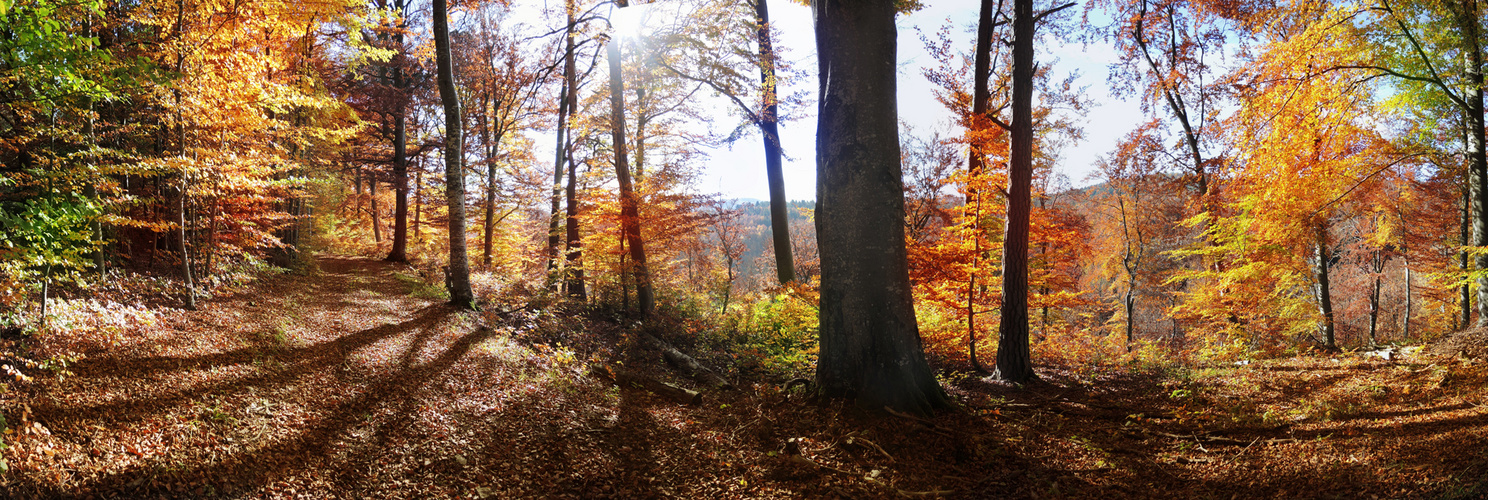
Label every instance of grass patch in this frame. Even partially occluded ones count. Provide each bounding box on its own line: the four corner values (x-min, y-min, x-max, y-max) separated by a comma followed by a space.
393, 272, 448, 301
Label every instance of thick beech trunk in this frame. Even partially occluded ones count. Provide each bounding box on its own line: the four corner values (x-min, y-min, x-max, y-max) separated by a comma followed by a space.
994, 0, 1036, 382
755, 0, 795, 286
812, 0, 947, 414
434, 0, 475, 309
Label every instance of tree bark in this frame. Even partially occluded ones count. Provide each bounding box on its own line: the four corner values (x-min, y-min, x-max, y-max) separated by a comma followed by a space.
387, 113, 410, 262
993, 0, 1036, 382
1316, 235, 1336, 349
434, 0, 475, 309
607, 6, 654, 316
755, 0, 795, 286
564, 143, 586, 300
965, 0, 996, 372
813, 0, 948, 414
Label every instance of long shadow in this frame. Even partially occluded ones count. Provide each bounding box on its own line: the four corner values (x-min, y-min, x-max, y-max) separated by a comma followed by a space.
33, 304, 448, 427
50, 315, 495, 498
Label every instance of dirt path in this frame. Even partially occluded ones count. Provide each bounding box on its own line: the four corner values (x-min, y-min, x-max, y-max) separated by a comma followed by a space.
5, 256, 625, 498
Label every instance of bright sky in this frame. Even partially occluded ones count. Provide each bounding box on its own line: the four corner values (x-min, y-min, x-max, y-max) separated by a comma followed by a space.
514, 0, 1143, 202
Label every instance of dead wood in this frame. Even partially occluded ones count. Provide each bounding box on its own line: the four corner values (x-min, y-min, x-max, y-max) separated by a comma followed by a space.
644, 333, 734, 390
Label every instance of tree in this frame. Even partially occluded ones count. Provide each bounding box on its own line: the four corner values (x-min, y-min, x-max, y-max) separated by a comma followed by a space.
433, 0, 475, 309
813, 0, 947, 413
994, 0, 1074, 383
606, 0, 654, 316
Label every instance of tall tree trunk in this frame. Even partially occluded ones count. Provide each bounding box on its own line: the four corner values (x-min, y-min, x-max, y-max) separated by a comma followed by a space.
547, 48, 573, 286
994, 0, 1036, 382
1369, 251, 1382, 346
414, 169, 423, 240
563, 36, 585, 302
370, 178, 382, 243
1402, 256, 1413, 339
564, 146, 585, 300
1316, 234, 1336, 349
813, 0, 947, 414
434, 0, 475, 309
1462, 179, 1472, 329
482, 97, 498, 267
1469, 60, 1488, 328
608, 5, 654, 316
179, 175, 196, 310
387, 114, 410, 262
755, 0, 795, 286
965, 0, 996, 372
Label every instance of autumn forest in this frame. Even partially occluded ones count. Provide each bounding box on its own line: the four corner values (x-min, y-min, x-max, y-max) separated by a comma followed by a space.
2, 0, 1487, 497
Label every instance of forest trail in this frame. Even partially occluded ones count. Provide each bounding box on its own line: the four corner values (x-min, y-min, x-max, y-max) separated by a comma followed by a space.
4, 255, 650, 499
5, 255, 1488, 499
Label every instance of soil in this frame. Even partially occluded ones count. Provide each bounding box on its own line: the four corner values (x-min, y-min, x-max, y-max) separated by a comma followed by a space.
3, 256, 1487, 499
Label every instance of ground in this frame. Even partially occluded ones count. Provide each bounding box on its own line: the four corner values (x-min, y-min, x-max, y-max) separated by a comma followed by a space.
2, 255, 1487, 499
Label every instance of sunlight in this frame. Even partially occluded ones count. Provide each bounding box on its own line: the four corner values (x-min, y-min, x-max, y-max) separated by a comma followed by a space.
609, 3, 652, 40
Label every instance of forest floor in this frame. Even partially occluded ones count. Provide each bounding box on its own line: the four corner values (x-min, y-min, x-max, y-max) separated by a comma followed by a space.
3, 255, 1488, 499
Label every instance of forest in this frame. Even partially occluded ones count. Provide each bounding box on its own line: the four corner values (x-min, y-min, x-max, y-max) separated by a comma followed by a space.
1, 0, 1486, 497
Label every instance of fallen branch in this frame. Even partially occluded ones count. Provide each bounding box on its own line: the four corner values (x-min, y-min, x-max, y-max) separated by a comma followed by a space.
884, 407, 953, 436
845, 432, 894, 462
644, 333, 734, 390
896, 488, 955, 498
1147, 430, 1296, 446
593, 365, 702, 405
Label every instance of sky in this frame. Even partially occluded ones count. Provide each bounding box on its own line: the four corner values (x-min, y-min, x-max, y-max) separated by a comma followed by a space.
514, 0, 1145, 202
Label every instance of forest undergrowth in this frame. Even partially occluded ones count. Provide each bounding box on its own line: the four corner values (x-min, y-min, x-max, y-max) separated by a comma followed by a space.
2, 255, 1486, 499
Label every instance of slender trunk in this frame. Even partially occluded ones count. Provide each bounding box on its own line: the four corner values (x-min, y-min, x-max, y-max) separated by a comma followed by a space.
607, 13, 654, 316
964, 0, 996, 372
1316, 235, 1336, 349
547, 85, 570, 285
994, 0, 1036, 382
813, 0, 948, 413
414, 169, 423, 241
1402, 257, 1413, 339
1463, 179, 1473, 329
434, 0, 475, 309
388, 114, 410, 262
370, 178, 382, 243
564, 147, 585, 300
1369, 251, 1382, 346
482, 107, 497, 267
179, 175, 196, 310
1124, 287, 1136, 353
756, 0, 795, 286
1469, 65, 1488, 328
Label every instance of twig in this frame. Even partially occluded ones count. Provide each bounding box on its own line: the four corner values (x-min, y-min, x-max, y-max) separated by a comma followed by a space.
883, 407, 953, 436
896, 488, 956, 497
846, 432, 895, 462
1222, 437, 1261, 465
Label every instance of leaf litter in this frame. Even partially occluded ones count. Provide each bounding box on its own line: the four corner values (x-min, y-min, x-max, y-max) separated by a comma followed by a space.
1, 256, 1485, 498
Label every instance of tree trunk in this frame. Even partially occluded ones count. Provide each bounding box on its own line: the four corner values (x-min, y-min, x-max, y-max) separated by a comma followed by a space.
414, 169, 423, 240
179, 176, 196, 310
812, 0, 947, 414
1368, 251, 1382, 346
607, 9, 654, 316
964, 0, 996, 372
548, 81, 570, 286
482, 102, 498, 267
1316, 235, 1336, 349
370, 177, 382, 243
564, 145, 586, 300
1462, 179, 1472, 329
755, 0, 795, 286
993, 0, 1036, 382
387, 114, 410, 262
1402, 257, 1413, 339
1469, 62, 1488, 328
434, 0, 475, 309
